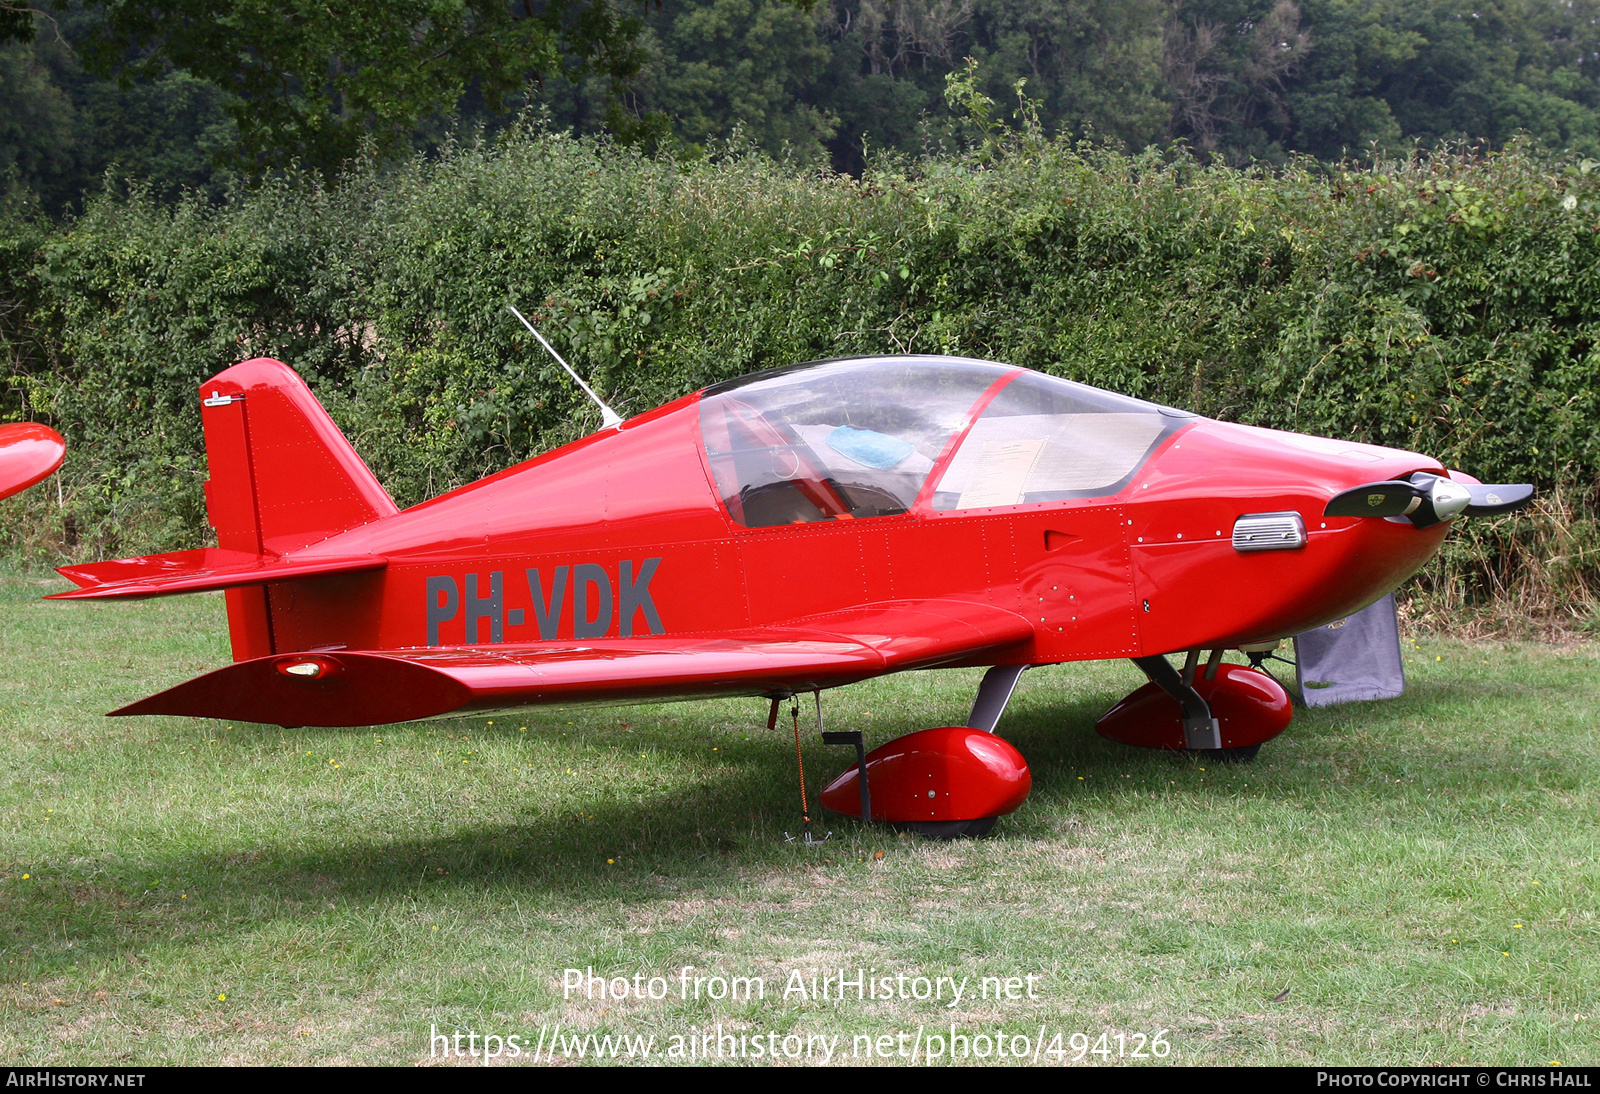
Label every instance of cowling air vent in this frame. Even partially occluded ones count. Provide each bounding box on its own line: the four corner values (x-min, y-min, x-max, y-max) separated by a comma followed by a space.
1232, 512, 1307, 553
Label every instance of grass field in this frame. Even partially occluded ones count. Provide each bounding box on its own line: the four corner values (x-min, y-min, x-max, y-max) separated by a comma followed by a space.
1, 569, 1597, 1066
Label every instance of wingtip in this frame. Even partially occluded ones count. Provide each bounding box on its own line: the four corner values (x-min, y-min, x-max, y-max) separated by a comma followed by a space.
45, 585, 107, 601
104, 651, 473, 727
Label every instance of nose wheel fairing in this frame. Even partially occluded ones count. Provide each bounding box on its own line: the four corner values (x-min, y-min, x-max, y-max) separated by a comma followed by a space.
1095, 661, 1292, 753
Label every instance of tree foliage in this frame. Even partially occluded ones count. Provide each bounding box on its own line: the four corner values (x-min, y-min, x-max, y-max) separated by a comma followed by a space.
11, 0, 1600, 200
649, 0, 836, 159
0, 9, 237, 214
550, 0, 1600, 172
76, 0, 649, 173
0, 1, 34, 44
3, 128, 1599, 621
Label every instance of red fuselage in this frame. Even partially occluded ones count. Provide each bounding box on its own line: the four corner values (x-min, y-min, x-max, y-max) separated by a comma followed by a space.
266, 376, 1446, 666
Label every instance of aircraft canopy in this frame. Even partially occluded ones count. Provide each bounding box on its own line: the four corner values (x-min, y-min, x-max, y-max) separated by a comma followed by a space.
698, 355, 1185, 528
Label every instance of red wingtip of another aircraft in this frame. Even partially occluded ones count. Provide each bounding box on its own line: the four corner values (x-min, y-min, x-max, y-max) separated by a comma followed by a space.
0, 422, 65, 502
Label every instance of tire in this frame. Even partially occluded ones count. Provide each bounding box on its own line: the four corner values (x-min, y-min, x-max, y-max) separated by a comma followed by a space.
898, 816, 999, 839
1193, 744, 1261, 763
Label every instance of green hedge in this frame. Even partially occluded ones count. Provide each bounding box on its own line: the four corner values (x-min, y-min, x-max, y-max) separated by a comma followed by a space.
3, 128, 1597, 624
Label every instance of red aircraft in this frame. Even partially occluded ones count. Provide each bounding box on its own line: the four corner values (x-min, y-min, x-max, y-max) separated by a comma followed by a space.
51, 354, 1530, 835
0, 422, 65, 502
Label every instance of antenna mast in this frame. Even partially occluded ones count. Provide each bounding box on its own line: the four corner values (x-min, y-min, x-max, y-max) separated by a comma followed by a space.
507, 305, 623, 431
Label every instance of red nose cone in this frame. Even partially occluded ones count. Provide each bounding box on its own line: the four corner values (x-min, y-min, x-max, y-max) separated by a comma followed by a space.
819, 726, 1032, 822
0, 422, 65, 502
1095, 664, 1292, 751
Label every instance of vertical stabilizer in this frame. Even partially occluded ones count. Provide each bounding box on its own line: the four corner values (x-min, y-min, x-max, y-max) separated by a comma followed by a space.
200, 358, 397, 659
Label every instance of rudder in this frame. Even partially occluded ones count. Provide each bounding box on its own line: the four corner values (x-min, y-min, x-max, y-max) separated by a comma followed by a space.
200, 358, 397, 659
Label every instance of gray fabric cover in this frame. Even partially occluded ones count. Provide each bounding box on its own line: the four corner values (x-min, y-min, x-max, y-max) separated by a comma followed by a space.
1293, 594, 1406, 707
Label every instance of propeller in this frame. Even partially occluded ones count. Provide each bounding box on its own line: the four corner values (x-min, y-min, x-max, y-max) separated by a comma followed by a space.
1324, 472, 1533, 529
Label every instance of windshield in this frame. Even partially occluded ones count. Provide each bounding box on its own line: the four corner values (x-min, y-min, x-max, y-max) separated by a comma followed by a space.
929, 371, 1184, 509
699, 356, 1012, 527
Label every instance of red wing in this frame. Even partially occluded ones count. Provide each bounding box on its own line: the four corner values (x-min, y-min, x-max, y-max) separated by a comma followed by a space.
112, 599, 1034, 727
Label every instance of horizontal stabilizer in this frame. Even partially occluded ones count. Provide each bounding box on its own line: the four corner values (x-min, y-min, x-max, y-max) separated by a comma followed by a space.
110, 598, 1033, 727
52, 548, 387, 600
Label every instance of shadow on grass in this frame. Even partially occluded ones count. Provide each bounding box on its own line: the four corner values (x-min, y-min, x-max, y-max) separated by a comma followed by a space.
1, 684, 1207, 960
9, 633, 1577, 977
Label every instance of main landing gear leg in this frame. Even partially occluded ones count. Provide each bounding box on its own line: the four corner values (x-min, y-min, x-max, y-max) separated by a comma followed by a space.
1131, 654, 1222, 750
966, 664, 1029, 733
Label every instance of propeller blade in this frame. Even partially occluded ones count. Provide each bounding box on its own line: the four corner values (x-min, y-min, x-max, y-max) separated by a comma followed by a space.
1324, 481, 1420, 518
1461, 482, 1534, 515
1325, 474, 1534, 527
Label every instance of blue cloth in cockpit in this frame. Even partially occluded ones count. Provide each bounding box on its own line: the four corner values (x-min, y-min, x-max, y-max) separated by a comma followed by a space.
825, 426, 915, 470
